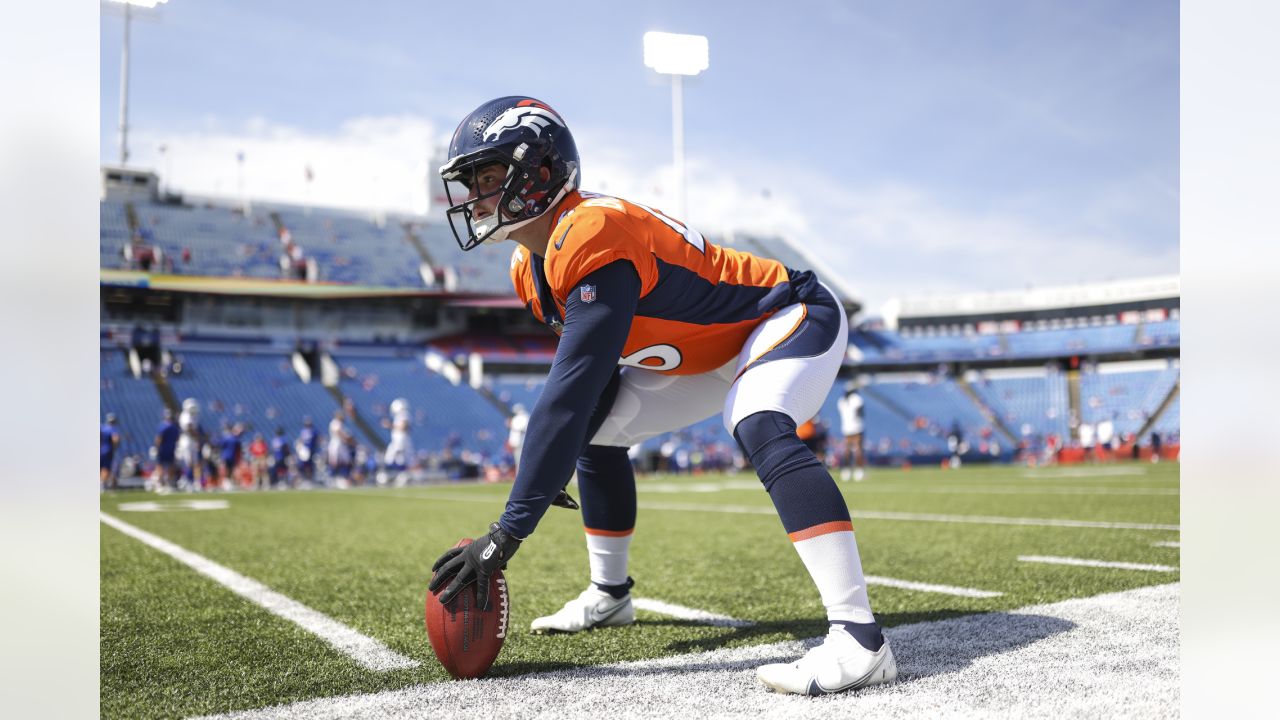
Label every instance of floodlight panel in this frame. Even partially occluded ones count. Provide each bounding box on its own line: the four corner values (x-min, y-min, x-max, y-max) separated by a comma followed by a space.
643, 32, 709, 76
108, 0, 169, 7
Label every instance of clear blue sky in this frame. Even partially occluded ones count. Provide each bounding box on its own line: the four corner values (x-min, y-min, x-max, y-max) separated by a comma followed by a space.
100, 0, 1178, 312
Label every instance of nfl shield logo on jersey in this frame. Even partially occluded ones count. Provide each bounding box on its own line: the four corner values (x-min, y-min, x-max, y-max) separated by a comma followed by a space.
579, 284, 597, 303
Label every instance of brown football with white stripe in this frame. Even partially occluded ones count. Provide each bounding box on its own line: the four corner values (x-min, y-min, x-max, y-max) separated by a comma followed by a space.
424, 538, 510, 679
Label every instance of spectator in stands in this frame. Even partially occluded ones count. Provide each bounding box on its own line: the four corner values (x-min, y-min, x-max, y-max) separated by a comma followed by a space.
100, 413, 121, 490
153, 408, 180, 492
507, 404, 530, 469
327, 410, 353, 486
123, 235, 160, 272
248, 432, 269, 488
269, 427, 291, 488
837, 381, 867, 481
296, 417, 319, 484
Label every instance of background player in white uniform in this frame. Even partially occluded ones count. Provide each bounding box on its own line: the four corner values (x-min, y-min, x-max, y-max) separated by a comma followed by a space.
175, 398, 204, 489
327, 409, 352, 485
507, 403, 530, 468
837, 381, 866, 481
381, 398, 414, 486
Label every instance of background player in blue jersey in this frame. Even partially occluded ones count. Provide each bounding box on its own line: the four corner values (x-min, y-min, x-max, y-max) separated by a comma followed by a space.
153, 408, 180, 492
217, 422, 244, 490
100, 413, 121, 490
296, 417, 320, 484
269, 427, 291, 489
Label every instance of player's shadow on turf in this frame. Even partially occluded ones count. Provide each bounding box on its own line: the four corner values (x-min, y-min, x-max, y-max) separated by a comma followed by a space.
639, 611, 1076, 683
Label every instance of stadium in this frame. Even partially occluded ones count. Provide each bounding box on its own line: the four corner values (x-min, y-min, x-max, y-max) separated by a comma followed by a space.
95, 3, 1180, 719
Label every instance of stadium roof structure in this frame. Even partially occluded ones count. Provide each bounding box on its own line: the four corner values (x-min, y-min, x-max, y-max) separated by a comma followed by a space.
882, 275, 1179, 328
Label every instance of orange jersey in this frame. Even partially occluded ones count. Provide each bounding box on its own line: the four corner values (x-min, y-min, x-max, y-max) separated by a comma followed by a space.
511, 191, 814, 375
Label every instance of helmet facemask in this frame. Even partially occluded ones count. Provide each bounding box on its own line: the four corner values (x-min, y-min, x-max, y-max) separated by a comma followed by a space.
441, 145, 578, 252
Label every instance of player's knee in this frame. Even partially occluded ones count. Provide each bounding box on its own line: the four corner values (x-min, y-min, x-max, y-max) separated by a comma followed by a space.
577, 444, 631, 482
733, 410, 824, 491
579, 443, 629, 467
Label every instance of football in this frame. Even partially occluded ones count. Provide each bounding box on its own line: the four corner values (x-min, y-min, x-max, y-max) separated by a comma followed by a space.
424, 538, 510, 679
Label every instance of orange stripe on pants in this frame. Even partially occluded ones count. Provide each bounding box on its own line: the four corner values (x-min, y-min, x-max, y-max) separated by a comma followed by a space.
787, 520, 854, 542
585, 527, 635, 537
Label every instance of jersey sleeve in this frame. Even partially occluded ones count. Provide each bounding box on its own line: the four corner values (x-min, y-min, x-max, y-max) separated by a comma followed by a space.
545, 206, 657, 300
498, 260, 641, 539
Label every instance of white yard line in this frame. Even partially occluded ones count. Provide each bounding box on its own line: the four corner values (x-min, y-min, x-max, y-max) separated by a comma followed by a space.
1018, 555, 1178, 572
1152, 541, 1180, 548
632, 598, 755, 628
865, 575, 1003, 598
99, 513, 418, 672
197, 583, 1179, 720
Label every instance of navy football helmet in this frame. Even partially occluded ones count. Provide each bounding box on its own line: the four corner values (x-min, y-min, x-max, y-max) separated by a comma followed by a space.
439, 96, 580, 251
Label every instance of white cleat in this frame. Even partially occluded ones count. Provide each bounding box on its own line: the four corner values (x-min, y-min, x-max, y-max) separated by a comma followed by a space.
757, 625, 897, 695
530, 586, 634, 634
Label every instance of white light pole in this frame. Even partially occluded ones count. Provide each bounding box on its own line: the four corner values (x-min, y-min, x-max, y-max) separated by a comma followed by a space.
108, 0, 170, 167
643, 31, 708, 223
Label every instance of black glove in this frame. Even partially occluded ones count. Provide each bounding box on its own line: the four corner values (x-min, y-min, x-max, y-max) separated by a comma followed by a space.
551, 489, 579, 510
428, 522, 521, 610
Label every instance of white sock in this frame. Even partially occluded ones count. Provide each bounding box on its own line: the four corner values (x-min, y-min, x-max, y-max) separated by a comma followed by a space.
790, 527, 875, 624
585, 530, 632, 588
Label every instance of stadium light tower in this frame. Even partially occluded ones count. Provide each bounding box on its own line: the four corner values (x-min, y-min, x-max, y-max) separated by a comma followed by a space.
643, 31, 708, 223
108, 0, 169, 166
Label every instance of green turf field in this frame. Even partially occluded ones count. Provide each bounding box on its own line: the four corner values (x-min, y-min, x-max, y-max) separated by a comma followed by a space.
100, 462, 1179, 719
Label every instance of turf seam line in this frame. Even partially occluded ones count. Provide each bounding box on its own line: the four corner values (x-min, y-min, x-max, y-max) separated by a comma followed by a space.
1017, 555, 1178, 572
99, 512, 419, 671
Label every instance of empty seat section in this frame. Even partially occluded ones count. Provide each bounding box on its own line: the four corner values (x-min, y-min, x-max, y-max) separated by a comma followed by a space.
336, 355, 509, 455
164, 352, 339, 440
99, 349, 169, 459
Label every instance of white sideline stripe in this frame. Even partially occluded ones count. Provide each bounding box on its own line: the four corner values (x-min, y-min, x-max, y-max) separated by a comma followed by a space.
865, 575, 1003, 598
1152, 541, 1180, 548
198, 583, 1180, 720
334, 491, 1180, 532
638, 501, 1181, 531
632, 598, 754, 628
99, 513, 418, 672
1018, 555, 1178, 572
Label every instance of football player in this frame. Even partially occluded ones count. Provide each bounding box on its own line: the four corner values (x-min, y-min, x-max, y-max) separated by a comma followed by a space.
837, 381, 867, 481
100, 413, 121, 490
153, 407, 180, 491
381, 398, 414, 486
427, 96, 896, 695
175, 398, 204, 490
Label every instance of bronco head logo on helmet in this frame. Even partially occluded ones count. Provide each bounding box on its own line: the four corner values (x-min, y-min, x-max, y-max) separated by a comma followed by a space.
439, 96, 580, 251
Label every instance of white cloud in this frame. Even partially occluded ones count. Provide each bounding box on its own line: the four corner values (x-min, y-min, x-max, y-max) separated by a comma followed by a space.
128, 115, 444, 216
123, 113, 1176, 315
